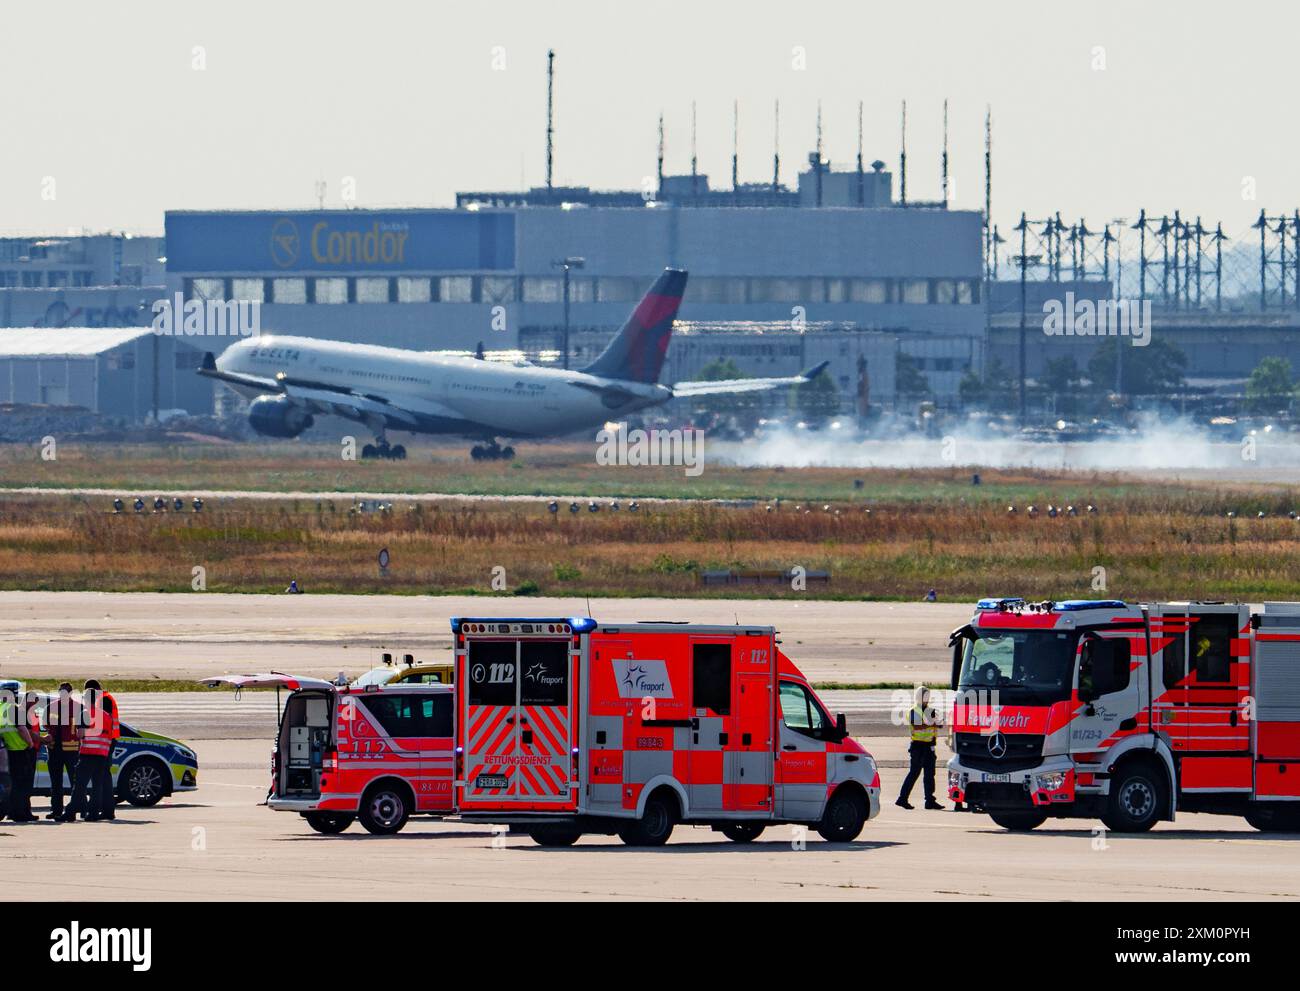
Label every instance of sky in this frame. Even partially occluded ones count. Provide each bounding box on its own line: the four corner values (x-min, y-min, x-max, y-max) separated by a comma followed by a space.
1, 0, 1295, 238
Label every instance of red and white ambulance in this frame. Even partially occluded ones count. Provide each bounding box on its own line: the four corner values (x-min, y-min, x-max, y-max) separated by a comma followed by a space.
947, 597, 1300, 832
200, 673, 454, 835
452, 617, 881, 846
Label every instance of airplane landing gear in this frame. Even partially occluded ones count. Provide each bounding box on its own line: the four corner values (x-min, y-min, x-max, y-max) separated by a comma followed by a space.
470, 441, 515, 461
361, 438, 406, 460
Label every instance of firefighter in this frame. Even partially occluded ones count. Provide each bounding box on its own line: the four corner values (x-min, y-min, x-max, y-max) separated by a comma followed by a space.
0, 690, 37, 822
44, 684, 80, 821
60, 680, 116, 822
896, 685, 944, 811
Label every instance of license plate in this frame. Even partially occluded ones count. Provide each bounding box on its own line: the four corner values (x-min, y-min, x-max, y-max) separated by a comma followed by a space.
983, 772, 1012, 783
475, 773, 509, 790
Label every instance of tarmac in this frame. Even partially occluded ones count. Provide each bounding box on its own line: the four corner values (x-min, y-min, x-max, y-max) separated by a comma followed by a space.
3, 735, 1295, 902
3, 591, 1296, 901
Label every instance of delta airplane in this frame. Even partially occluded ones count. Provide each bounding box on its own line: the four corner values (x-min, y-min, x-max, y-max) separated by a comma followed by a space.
199, 268, 827, 459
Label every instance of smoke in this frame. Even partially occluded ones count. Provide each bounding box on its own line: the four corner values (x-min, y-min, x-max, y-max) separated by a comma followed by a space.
709, 414, 1300, 473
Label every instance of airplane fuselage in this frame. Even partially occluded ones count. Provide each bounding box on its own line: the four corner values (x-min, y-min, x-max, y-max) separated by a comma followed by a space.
217, 335, 672, 439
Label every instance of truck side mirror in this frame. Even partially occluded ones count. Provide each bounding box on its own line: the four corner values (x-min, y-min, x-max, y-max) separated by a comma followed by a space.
836, 712, 848, 741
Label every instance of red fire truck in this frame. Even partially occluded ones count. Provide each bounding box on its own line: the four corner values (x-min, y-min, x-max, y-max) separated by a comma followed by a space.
200, 674, 454, 835
947, 598, 1300, 833
452, 617, 881, 846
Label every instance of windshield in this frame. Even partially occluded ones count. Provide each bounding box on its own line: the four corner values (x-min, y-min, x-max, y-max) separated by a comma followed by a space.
959, 628, 1079, 704
351, 667, 397, 688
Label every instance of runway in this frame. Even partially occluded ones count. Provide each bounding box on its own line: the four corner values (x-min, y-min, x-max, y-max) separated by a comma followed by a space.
0, 591, 966, 686
3, 735, 1295, 902
5, 590, 1293, 903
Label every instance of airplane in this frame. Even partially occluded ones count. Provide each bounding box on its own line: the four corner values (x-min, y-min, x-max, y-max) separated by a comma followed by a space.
198, 268, 828, 460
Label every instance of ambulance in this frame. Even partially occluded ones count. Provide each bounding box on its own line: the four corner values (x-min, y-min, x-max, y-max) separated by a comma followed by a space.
947, 597, 1300, 832
200, 674, 453, 835
452, 617, 881, 846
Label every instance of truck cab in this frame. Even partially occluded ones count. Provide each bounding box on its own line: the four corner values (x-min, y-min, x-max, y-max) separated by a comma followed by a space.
947, 597, 1300, 833
200, 674, 454, 835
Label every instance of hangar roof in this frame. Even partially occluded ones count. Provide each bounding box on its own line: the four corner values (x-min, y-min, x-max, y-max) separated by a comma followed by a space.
0, 326, 154, 358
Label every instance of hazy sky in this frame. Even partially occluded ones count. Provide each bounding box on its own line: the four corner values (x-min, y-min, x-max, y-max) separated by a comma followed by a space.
2, 0, 1295, 238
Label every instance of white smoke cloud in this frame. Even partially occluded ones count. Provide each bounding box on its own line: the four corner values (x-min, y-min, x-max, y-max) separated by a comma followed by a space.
709, 414, 1300, 472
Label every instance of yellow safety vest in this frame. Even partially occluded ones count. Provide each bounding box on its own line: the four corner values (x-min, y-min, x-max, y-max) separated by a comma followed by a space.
910, 704, 937, 745
0, 701, 30, 752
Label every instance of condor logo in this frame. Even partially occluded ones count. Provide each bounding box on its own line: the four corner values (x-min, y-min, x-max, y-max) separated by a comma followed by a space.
611, 659, 674, 699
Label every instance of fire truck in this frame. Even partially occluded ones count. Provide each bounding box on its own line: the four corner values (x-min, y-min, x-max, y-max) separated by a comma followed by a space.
452, 617, 881, 846
200, 674, 454, 835
947, 598, 1300, 833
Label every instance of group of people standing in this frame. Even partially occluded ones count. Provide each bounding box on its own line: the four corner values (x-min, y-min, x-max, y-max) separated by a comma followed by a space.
0, 680, 120, 822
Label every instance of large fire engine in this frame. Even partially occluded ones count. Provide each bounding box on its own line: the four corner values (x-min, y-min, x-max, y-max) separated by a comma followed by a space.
200, 674, 454, 835
947, 598, 1300, 833
452, 617, 881, 846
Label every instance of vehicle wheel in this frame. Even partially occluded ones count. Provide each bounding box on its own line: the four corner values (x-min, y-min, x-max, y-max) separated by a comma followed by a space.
358, 783, 410, 835
817, 789, 867, 842
988, 809, 1048, 831
304, 812, 354, 835
527, 824, 582, 847
1245, 805, 1300, 832
470, 445, 484, 461
618, 793, 676, 846
1102, 764, 1165, 833
391, 444, 406, 461
721, 822, 765, 843
120, 757, 168, 807
501, 446, 515, 460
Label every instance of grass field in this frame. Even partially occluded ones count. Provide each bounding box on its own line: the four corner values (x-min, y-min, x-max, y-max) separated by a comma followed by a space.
0, 438, 1237, 504
3, 440, 1300, 600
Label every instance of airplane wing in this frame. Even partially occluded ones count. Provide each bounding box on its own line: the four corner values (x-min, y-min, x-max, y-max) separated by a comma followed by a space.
198, 351, 435, 427
670, 360, 830, 398
198, 352, 282, 393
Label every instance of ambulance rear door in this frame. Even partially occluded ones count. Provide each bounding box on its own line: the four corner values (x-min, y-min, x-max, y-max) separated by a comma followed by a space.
459, 625, 577, 810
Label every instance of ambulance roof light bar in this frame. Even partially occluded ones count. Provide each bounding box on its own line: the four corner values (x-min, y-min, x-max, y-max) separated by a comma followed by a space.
450, 617, 597, 635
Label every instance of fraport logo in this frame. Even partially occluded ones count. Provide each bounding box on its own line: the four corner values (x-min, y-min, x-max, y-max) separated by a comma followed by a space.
49, 922, 151, 972
612, 659, 673, 699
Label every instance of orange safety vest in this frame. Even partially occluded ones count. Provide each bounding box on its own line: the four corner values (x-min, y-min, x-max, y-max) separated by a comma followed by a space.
102, 692, 121, 740
79, 695, 114, 757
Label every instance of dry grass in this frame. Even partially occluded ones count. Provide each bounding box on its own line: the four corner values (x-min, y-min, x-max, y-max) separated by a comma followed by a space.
3, 487, 1300, 600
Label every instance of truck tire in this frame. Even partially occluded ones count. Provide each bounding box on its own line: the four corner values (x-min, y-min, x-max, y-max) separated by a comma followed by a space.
1102, 763, 1165, 833
817, 789, 867, 842
988, 809, 1048, 831
304, 812, 354, 834
527, 824, 582, 847
618, 793, 676, 846
358, 782, 411, 835
1245, 805, 1300, 832
721, 822, 765, 843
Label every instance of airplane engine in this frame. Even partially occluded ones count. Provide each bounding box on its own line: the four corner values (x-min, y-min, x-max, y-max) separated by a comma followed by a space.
248, 396, 314, 438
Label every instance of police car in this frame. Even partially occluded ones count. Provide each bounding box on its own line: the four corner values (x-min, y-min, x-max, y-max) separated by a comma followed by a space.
31, 701, 199, 807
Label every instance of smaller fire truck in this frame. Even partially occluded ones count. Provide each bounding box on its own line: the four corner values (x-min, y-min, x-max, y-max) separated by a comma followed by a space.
947, 598, 1300, 833
452, 617, 880, 846
200, 674, 453, 835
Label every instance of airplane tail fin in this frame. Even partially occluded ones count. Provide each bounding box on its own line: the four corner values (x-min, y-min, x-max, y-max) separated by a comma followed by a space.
580, 268, 687, 384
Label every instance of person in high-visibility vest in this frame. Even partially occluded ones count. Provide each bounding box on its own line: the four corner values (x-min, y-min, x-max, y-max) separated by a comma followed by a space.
0, 690, 38, 822
94, 682, 120, 821
44, 683, 80, 821
60, 680, 117, 822
895, 685, 945, 811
